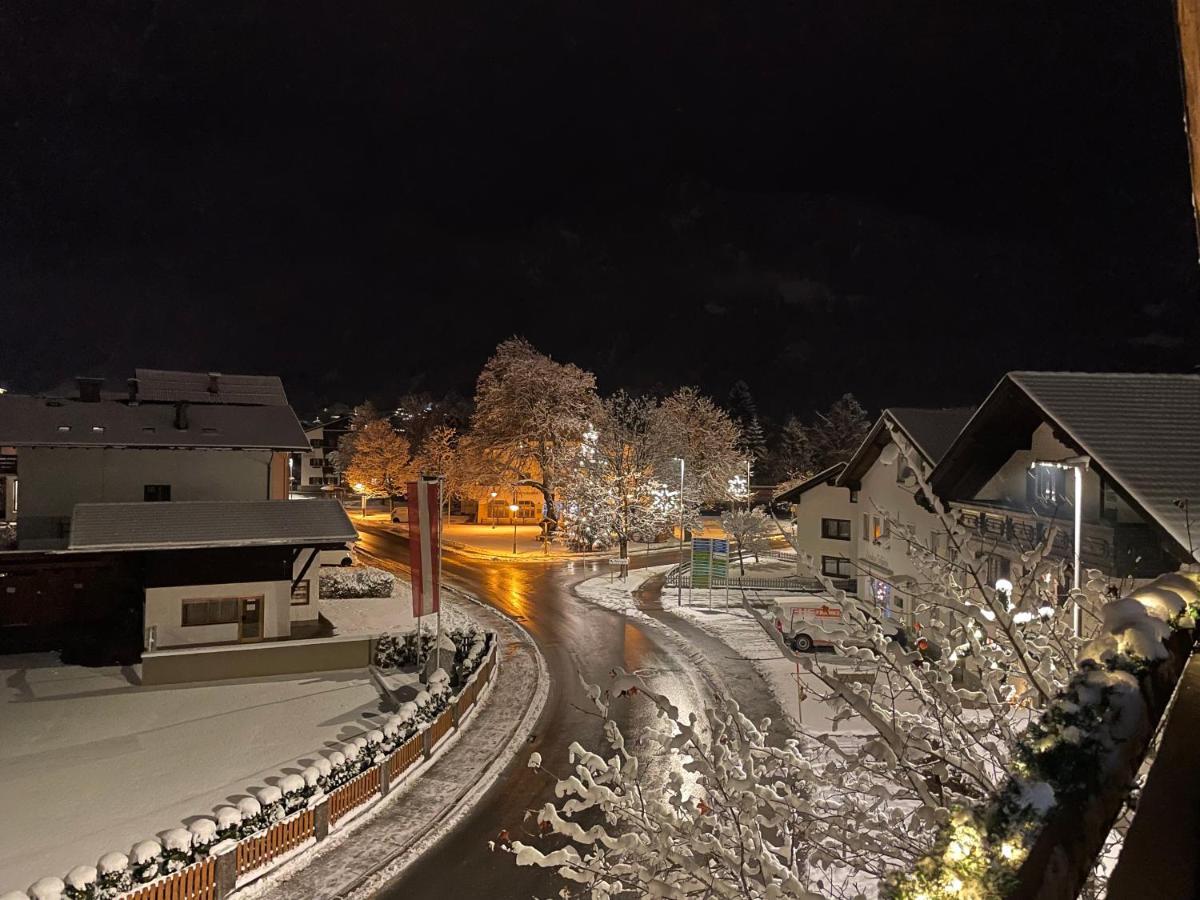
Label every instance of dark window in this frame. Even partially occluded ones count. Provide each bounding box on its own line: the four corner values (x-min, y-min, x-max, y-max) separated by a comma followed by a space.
144, 484, 171, 502
821, 556, 852, 578
1101, 479, 1119, 523
291, 581, 311, 606
849, 490, 860, 503
182, 598, 240, 627
310, 438, 322, 448
821, 518, 851, 540
896, 463, 914, 484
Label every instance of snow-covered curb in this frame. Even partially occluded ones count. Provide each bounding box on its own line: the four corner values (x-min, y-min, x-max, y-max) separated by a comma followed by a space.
238, 583, 551, 900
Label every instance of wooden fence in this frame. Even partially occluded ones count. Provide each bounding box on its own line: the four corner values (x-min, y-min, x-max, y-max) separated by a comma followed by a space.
235, 809, 315, 876
329, 766, 381, 825
428, 707, 453, 746
111, 639, 498, 900
124, 858, 215, 900
388, 733, 422, 780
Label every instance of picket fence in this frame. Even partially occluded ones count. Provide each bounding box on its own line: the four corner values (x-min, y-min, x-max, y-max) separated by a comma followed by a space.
109, 642, 498, 900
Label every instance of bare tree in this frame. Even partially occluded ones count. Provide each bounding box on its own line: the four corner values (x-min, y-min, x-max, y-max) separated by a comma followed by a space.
720, 507, 772, 574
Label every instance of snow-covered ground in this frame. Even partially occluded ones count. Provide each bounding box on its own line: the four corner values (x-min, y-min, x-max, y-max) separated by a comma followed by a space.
575, 570, 877, 735
0, 587, 485, 894
321, 567, 473, 637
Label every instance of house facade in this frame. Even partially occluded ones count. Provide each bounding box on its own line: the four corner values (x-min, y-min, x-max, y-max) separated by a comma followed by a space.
929, 372, 1200, 592
0, 369, 356, 658
291, 414, 351, 496
778, 408, 974, 623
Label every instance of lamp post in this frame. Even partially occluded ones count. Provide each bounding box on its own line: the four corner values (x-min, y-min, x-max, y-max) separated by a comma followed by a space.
673, 457, 685, 606
1031, 456, 1089, 637
354, 483, 366, 519
490, 490, 498, 529
509, 503, 520, 555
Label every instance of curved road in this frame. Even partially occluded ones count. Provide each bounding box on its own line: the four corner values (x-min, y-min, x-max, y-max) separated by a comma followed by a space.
349, 523, 785, 899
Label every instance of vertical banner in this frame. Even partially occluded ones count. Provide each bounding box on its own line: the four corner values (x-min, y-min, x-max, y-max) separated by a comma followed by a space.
407, 479, 441, 617
691, 537, 713, 588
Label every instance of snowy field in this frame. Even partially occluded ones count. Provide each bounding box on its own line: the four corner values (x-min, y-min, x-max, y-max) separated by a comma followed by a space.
0, 579, 483, 894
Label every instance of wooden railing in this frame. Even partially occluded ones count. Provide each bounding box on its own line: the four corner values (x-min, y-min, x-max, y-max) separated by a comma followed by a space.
387, 733, 422, 780
329, 766, 381, 825
235, 809, 315, 876
124, 858, 215, 900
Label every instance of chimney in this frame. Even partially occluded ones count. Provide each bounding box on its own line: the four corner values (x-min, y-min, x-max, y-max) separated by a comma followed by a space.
76, 377, 104, 403
174, 401, 189, 430
207, 372, 221, 396
127, 378, 139, 405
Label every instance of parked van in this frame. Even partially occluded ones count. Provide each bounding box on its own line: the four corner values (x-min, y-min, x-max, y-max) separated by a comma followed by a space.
771, 598, 847, 651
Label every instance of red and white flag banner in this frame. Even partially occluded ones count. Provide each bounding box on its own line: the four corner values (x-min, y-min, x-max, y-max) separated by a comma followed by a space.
407, 479, 440, 617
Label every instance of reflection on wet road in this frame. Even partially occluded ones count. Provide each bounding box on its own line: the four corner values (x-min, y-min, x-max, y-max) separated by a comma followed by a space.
352, 524, 707, 900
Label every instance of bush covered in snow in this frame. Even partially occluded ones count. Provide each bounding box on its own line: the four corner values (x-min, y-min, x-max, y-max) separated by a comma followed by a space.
373, 623, 492, 688
319, 566, 395, 599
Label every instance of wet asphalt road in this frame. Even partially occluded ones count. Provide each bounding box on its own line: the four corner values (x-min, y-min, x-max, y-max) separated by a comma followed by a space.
352, 524, 711, 899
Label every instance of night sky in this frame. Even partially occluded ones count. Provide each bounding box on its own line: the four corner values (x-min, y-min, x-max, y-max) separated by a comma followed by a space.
2, 0, 1197, 422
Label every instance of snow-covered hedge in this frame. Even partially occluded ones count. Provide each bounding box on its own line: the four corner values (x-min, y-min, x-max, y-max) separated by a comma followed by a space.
10, 624, 496, 900
373, 624, 493, 688
888, 571, 1200, 900
319, 566, 394, 599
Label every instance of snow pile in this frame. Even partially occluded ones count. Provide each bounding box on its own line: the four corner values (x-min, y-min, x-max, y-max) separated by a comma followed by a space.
319, 566, 395, 599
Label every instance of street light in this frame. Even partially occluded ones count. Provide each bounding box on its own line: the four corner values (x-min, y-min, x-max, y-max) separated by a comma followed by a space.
509, 503, 520, 555
1030, 456, 1089, 637
673, 457, 685, 606
354, 482, 366, 519
490, 491, 498, 529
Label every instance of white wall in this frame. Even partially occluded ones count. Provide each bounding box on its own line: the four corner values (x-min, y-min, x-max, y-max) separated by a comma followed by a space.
790, 481, 857, 575
145, 578, 292, 649
288, 551, 320, 624
17, 447, 277, 544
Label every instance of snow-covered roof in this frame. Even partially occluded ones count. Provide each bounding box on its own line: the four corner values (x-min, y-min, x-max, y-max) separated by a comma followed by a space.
774, 463, 847, 502
0, 394, 309, 450
134, 369, 290, 406
932, 372, 1200, 562
839, 407, 974, 486
68, 500, 357, 552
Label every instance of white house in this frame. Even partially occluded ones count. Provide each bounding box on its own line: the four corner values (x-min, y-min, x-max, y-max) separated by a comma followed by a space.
777, 407, 974, 623
0, 369, 357, 659
929, 372, 1200, 589
292, 414, 351, 496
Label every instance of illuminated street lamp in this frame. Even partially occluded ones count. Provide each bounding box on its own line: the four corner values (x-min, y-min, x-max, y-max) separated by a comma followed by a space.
490, 490, 498, 529
673, 457, 685, 606
509, 503, 520, 555
354, 482, 366, 519
1030, 456, 1089, 636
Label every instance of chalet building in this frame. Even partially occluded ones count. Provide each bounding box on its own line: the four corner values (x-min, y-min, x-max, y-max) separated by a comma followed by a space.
0, 369, 356, 660
291, 414, 351, 496
776, 407, 974, 623
929, 372, 1200, 589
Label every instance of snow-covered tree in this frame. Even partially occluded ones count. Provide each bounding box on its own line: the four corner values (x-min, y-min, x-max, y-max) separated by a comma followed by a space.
720, 507, 772, 574
509, 671, 827, 899
515, 421, 1103, 898
656, 386, 744, 505
339, 418, 412, 510
470, 337, 597, 526
558, 393, 677, 557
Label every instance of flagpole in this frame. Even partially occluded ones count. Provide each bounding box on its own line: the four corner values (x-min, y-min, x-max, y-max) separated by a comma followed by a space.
436, 475, 444, 673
